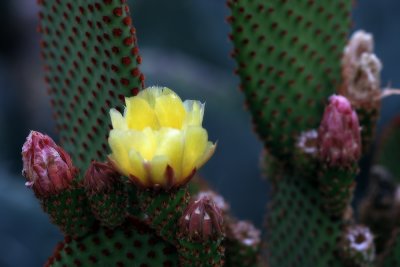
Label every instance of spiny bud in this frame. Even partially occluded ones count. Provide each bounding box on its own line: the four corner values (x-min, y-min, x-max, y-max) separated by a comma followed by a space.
21, 131, 77, 197
84, 161, 120, 193
341, 225, 375, 266
318, 95, 361, 167
179, 194, 224, 241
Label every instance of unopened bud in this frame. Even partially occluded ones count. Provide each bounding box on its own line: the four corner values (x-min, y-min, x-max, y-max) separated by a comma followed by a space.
84, 161, 120, 193
179, 195, 223, 241
318, 95, 361, 167
21, 131, 77, 197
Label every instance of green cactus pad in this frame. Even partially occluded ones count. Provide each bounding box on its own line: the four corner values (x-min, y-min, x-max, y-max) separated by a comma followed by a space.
318, 165, 357, 217
86, 181, 128, 228
41, 187, 96, 239
178, 238, 224, 267
45, 217, 179, 267
137, 187, 190, 244
126, 183, 145, 219
227, 0, 352, 160
266, 174, 346, 267
38, 0, 144, 172
376, 116, 400, 182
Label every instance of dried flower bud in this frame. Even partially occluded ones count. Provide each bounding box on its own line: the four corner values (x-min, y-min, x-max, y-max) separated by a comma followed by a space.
318, 95, 361, 167
227, 220, 261, 249
341, 225, 375, 266
344, 30, 373, 60
21, 131, 77, 197
84, 161, 120, 193
179, 195, 223, 241
341, 30, 382, 108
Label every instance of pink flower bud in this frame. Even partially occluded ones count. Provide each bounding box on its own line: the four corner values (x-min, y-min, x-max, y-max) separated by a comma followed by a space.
318, 95, 362, 167
179, 194, 223, 241
21, 131, 77, 197
84, 161, 120, 193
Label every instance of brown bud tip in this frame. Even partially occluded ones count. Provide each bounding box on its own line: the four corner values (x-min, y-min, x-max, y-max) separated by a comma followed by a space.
179, 194, 224, 241
341, 225, 375, 265
21, 131, 77, 197
196, 191, 230, 214
227, 220, 261, 249
318, 95, 361, 167
84, 161, 120, 193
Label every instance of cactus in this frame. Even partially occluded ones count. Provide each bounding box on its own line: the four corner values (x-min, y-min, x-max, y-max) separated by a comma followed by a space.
19, 0, 400, 266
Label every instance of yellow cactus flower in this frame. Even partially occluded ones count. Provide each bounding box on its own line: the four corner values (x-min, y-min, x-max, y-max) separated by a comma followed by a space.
108, 86, 216, 189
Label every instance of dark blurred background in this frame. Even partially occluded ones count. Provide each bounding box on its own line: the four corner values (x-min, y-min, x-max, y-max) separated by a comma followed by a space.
0, 1, 399, 266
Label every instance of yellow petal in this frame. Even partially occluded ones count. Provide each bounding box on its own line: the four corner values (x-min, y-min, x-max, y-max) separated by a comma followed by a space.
181, 126, 208, 178
137, 86, 175, 107
125, 97, 159, 130
110, 109, 127, 130
195, 141, 216, 169
183, 100, 204, 127
128, 150, 147, 183
155, 93, 186, 129
108, 130, 130, 176
149, 155, 168, 185
155, 128, 184, 179
110, 128, 157, 161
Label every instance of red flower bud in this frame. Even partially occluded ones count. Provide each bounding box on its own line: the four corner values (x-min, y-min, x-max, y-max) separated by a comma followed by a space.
84, 161, 120, 192
179, 194, 224, 241
318, 95, 361, 167
21, 131, 77, 197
